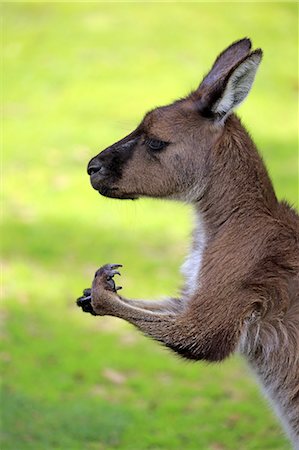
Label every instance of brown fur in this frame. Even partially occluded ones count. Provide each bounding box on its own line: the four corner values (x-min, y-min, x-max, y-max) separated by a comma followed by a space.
80, 39, 299, 447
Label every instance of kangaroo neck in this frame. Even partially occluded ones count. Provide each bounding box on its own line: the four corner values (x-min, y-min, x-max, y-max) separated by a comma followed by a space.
193, 115, 278, 238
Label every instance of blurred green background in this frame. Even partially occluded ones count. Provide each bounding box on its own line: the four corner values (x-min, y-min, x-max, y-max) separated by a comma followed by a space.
2, 2, 298, 449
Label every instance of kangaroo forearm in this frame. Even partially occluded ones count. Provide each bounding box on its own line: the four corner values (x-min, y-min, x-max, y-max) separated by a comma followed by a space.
104, 294, 177, 320
80, 265, 251, 362
103, 294, 241, 362
104, 296, 191, 352
120, 297, 185, 313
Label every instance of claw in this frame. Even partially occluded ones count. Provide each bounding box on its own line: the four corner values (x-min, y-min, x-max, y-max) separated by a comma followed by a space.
94, 263, 123, 293
76, 294, 97, 316
110, 264, 123, 269
116, 286, 122, 291
76, 297, 83, 306
83, 288, 91, 296
76, 295, 91, 306
95, 265, 122, 278
110, 270, 121, 277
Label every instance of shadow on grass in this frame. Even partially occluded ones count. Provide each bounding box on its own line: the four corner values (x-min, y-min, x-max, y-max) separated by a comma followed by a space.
1, 305, 148, 450
1, 387, 132, 450
1, 302, 291, 450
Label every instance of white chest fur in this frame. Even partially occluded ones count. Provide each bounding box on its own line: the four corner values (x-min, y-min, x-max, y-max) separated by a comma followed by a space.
180, 213, 207, 297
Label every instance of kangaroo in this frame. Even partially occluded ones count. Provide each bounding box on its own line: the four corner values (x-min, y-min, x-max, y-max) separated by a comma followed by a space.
77, 38, 299, 447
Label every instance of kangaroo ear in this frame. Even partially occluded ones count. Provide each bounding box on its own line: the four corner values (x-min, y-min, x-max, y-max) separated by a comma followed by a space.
211, 50, 263, 119
200, 38, 252, 90
193, 39, 262, 120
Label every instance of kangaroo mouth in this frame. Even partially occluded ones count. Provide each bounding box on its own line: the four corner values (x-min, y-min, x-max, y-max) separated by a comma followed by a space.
96, 185, 139, 200
89, 173, 139, 200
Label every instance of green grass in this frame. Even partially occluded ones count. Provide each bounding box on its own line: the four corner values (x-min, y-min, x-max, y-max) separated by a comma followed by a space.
2, 2, 297, 449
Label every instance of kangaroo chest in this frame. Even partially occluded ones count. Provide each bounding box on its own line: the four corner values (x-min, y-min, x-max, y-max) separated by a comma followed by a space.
181, 216, 207, 297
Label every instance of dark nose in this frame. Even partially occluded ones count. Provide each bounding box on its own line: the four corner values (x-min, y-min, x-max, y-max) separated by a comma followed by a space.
87, 159, 103, 176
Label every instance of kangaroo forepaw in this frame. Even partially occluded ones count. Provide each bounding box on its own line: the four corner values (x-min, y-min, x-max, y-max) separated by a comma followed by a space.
77, 264, 123, 317
94, 263, 123, 293
76, 289, 97, 316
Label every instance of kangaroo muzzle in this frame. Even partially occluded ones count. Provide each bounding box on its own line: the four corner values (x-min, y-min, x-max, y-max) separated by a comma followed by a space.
87, 134, 140, 199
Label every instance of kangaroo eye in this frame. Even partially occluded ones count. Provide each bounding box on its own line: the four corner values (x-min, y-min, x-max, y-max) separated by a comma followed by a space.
145, 138, 168, 151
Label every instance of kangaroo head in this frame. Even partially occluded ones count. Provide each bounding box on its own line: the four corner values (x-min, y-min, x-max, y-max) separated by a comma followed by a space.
87, 38, 262, 202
